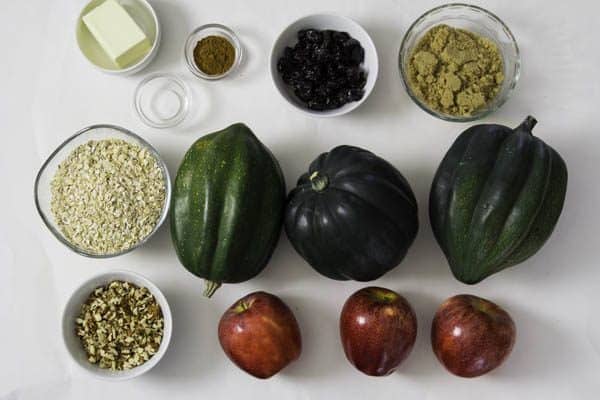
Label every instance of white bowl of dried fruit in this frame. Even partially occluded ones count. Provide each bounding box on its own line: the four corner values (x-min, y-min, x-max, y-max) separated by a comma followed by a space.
62, 270, 172, 380
270, 14, 379, 117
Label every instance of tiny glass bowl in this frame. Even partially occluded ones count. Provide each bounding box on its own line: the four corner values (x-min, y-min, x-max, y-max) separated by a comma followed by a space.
399, 3, 520, 122
34, 125, 171, 258
134, 72, 191, 128
184, 24, 243, 80
62, 270, 173, 381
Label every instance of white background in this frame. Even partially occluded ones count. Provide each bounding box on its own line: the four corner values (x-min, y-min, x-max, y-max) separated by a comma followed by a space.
1, 0, 599, 399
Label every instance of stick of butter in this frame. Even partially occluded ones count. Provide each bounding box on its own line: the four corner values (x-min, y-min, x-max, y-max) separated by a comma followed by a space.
83, 0, 151, 68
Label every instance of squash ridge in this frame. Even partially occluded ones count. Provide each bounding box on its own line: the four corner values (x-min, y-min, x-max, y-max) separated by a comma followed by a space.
463, 131, 535, 275
488, 141, 553, 273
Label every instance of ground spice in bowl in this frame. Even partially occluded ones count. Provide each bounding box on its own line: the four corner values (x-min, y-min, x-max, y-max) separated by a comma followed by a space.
193, 35, 236, 76
406, 24, 504, 117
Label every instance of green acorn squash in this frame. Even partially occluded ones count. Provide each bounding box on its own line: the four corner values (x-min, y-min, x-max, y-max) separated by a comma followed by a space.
285, 145, 419, 281
430, 116, 568, 284
170, 123, 285, 297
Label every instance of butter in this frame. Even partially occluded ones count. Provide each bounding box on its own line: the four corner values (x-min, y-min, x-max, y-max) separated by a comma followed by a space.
83, 0, 151, 68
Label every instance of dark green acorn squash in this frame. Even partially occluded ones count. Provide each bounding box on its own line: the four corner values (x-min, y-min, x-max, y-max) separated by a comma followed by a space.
170, 123, 285, 297
430, 116, 568, 284
285, 145, 419, 281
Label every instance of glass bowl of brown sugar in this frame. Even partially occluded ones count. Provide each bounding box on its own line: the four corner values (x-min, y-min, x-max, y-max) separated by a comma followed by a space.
184, 24, 243, 80
399, 4, 520, 122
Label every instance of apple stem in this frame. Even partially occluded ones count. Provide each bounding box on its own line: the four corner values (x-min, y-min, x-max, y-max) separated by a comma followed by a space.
367, 288, 397, 303
204, 280, 221, 298
234, 301, 250, 313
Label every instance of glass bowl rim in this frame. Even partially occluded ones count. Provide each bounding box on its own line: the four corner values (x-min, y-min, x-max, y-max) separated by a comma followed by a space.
184, 23, 243, 81
398, 3, 521, 122
134, 72, 191, 128
34, 124, 172, 258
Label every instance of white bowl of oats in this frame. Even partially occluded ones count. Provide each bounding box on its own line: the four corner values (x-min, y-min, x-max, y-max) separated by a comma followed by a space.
34, 124, 171, 257
62, 270, 172, 380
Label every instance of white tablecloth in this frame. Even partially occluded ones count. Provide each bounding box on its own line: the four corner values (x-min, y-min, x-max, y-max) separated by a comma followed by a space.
1, 0, 599, 399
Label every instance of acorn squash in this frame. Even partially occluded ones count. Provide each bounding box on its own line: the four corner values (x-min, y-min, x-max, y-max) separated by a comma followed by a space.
430, 116, 568, 284
170, 123, 286, 297
285, 145, 419, 281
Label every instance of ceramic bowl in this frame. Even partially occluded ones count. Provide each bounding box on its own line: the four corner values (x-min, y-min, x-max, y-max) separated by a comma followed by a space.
62, 270, 172, 381
270, 14, 379, 117
76, 0, 161, 75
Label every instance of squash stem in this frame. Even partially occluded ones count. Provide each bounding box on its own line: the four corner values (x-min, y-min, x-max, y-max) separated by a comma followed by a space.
309, 171, 329, 192
203, 281, 221, 298
517, 115, 538, 134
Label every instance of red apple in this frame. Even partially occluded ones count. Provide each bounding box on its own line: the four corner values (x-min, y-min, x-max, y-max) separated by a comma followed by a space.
431, 294, 516, 378
218, 291, 302, 379
340, 287, 417, 376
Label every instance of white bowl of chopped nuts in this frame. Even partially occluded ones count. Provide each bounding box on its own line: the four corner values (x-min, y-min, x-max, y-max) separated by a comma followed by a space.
62, 270, 172, 380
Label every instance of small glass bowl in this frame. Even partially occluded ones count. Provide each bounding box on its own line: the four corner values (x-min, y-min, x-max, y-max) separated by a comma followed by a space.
399, 3, 520, 122
184, 23, 243, 80
34, 125, 172, 258
134, 72, 190, 128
